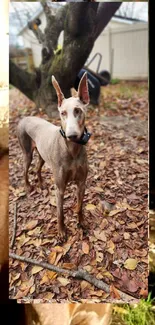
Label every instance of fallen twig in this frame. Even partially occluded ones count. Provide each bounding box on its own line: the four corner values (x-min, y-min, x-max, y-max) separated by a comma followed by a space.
10, 202, 17, 249
9, 252, 137, 302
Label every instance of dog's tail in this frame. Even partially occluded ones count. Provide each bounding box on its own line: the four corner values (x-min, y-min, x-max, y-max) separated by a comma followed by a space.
17, 118, 34, 155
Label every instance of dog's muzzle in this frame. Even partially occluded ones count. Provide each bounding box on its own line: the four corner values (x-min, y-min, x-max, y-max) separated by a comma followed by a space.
60, 127, 92, 145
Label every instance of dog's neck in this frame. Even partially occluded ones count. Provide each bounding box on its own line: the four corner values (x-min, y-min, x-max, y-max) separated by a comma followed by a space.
65, 137, 83, 158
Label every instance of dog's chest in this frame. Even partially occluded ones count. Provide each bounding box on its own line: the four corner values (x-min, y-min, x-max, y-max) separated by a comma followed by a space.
67, 159, 86, 181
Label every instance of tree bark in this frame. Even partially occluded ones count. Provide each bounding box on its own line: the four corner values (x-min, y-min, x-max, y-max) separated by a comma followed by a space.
9, 60, 37, 101
10, 1, 122, 116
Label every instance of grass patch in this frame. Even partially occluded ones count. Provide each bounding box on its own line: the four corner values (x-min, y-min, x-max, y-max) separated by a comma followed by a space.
111, 78, 120, 85
120, 294, 155, 325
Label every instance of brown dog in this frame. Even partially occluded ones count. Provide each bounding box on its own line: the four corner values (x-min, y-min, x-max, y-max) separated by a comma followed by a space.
24, 303, 112, 325
17, 73, 91, 240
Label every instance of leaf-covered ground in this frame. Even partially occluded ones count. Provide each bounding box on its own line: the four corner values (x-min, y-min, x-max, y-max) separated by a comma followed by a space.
9, 82, 148, 302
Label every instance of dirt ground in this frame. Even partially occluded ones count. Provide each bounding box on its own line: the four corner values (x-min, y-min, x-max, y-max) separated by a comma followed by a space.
9, 82, 148, 302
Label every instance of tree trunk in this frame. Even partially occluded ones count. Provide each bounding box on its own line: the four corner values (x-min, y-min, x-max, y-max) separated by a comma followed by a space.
9, 2, 122, 117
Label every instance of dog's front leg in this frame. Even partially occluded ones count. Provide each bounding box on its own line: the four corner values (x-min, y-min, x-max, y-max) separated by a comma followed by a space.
76, 181, 86, 227
55, 186, 66, 240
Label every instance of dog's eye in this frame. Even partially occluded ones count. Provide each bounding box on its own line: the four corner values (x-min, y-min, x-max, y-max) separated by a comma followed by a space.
61, 111, 67, 116
74, 108, 80, 115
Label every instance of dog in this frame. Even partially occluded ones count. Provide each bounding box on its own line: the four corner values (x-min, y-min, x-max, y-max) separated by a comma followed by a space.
17, 72, 91, 240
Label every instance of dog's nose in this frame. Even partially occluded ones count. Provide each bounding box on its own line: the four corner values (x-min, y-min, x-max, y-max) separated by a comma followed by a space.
67, 134, 78, 141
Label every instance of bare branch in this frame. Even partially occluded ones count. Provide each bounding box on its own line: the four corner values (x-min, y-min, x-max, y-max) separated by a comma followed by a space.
41, 0, 52, 24
95, 2, 122, 40
9, 253, 137, 302
43, 3, 68, 50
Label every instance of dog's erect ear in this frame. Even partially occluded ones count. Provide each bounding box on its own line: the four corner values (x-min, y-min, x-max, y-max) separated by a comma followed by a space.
78, 72, 89, 105
52, 76, 65, 107
69, 311, 100, 325
70, 88, 78, 98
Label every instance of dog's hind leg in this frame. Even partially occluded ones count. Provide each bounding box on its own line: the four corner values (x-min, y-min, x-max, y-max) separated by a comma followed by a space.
17, 129, 34, 192
36, 150, 45, 189
23, 150, 34, 192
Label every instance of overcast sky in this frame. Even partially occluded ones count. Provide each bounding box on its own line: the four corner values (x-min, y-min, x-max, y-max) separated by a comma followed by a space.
9, 1, 148, 45
9, 2, 148, 21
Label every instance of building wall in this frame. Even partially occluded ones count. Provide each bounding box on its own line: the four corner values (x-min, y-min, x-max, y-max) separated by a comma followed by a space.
89, 23, 148, 80
21, 14, 148, 80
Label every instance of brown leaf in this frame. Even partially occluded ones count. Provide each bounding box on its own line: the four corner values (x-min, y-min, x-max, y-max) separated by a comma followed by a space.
62, 263, 75, 270
82, 242, 90, 254
48, 251, 57, 264
110, 284, 120, 299
94, 230, 107, 242
123, 232, 130, 240
31, 266, 43, 275
57, 277, 70, 286
106, 240, 115, 254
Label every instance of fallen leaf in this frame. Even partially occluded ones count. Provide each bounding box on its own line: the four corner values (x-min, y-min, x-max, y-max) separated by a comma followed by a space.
52, 246, 64, 253
85, 204, 96, 211
31, 266, 43, 275
40, 274, 50, 285
62, 263, 75, 270
20, 277, 34, 291
110, 284, 120, 299
48, 251, 57, 265
94, 187, 104, 193
82, 242, 90, 254
96, 251, 103, 263
50, 197, 57, 207
124, 258, 138, 270
46, 270, 57, 280
25, 220, 38, 231
94, 230, 107, 242
57, 277, 70, 286
106, 240, 115, 254
124, 232, 130, 240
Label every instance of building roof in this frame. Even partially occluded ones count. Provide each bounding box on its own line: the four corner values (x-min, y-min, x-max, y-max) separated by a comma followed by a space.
18, 6, 147, 36
113, 15, 147, 24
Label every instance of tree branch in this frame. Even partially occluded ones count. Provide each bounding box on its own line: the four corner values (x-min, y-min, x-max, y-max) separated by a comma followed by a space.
95, 2, 122, 40
36, 2, 68, 63
66, 3, 98, 37
9, 60, 37, 101
10, 253, 137, 302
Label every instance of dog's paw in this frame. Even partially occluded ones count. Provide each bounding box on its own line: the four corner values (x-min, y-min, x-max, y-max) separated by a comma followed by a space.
26, 184, 34, 193
58, 226, 67, 243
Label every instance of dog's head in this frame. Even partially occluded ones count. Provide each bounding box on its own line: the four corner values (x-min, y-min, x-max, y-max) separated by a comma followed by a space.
52, 73, 89, 141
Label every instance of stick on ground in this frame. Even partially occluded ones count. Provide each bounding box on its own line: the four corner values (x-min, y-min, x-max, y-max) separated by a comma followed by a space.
9, 252, 137, 302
